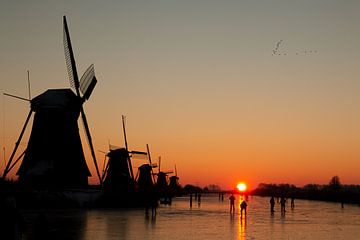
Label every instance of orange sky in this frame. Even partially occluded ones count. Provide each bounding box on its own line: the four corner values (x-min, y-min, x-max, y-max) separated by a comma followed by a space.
1, 1, 360, 189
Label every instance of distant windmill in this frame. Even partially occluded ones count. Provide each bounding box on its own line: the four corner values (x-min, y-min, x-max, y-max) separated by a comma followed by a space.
2, 16, 102, 188
102, 116, 147, 191
169, 164, 180, 190
135, 144, 157, 191
155, 156, 173, 189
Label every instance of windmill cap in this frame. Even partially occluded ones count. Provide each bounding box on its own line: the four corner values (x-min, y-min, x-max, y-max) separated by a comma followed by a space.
31, 89, 81, 112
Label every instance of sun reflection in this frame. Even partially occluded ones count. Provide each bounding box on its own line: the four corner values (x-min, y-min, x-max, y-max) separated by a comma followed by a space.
238, 196, 246, 240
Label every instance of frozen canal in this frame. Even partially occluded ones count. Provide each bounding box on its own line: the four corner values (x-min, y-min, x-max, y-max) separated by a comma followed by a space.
22, 195, 360, 239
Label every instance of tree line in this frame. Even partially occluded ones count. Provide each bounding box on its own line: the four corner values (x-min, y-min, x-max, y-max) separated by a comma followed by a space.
251, 176, 360, 205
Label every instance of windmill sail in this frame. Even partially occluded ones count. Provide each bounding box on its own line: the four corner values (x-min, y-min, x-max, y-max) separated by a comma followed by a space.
2, 110, 33, 178
63, 16, 79, 90
80, 108, 102, 184
80, 64, 97, 100
63, 16, 102, 185
130, 151, 147, 160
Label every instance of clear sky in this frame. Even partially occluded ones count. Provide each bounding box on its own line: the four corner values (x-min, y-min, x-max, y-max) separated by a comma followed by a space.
1, 0, 360, 189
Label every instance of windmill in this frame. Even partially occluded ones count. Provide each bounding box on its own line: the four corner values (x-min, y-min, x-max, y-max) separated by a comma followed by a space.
2, 16, 102, 188
153, 156, 174, 204
135, 144, 157, 191
169, 164, 180, 190
102, 147, 133, 192
102, 116, 147, 192
155, 156, 173, 189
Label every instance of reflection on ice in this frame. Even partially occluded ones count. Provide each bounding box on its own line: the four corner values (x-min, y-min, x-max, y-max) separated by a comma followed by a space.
21, 196, 360, 240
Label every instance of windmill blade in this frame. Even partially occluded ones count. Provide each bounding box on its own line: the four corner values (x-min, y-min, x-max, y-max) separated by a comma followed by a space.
79, 64, 97, 101
130, 150, 147, 155
129, 150, 147, 160
102, 161, 110, 182
27, 70, 31, 100
158, 156, 161, 173
3, 93, 30, 102
146, 144, 156, 183
80, 108, 102, 185
101, 154, 110, 182
64, 16, 101, 185
175, 164, 177, 177
63, 16, 80, 94
122, 115, 134, 180
6, 150, 26, 175
3, 110, 33, 178
100, 152, 107, 174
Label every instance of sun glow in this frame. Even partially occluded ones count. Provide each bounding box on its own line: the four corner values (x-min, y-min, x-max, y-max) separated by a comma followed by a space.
236, 182, 247, 192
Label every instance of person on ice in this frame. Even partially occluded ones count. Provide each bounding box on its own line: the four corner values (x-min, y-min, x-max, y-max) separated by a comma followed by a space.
240, 200, 247, 215
229, 194, 236, 213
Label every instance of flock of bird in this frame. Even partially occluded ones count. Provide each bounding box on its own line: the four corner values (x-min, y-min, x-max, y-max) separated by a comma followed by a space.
271, 40, 319, 56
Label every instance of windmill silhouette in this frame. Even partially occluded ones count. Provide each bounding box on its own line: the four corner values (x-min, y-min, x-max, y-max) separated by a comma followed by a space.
2, 16, 102, 188
155, 156, 173, 189
135, 144, 157, 192
169, 165, 180, 190
102, 116, 148, 192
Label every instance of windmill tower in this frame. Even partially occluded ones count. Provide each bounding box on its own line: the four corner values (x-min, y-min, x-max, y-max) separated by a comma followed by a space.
103, 147, 133, 192
2, 16, 102, 188
136, 164, 153, 190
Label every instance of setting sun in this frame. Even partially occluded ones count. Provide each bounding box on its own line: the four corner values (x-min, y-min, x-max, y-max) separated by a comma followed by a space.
236, 182, 247, 192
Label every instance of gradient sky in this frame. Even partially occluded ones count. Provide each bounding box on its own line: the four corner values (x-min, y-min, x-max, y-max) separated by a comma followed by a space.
1, 0, 360, 189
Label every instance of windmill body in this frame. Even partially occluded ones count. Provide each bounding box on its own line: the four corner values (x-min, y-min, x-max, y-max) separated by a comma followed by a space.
169, 165, 181, 194
137, 164, 153, 191
17, 89, 91, 188
156, 172, 168, 189
103, 148, 134, 192
169, 175, 183, 196
169, 176, 179, 190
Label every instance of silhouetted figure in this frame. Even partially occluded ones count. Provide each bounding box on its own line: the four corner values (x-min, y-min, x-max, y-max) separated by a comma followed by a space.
270, 196, 275, 213
198, 193, 201, 206
229, 194, 235, 213
190, 193, 193, 208
240, 200, 247, 215
280, 197, 286, 212
221, 193, 224, 202
291, 197, 295, 209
